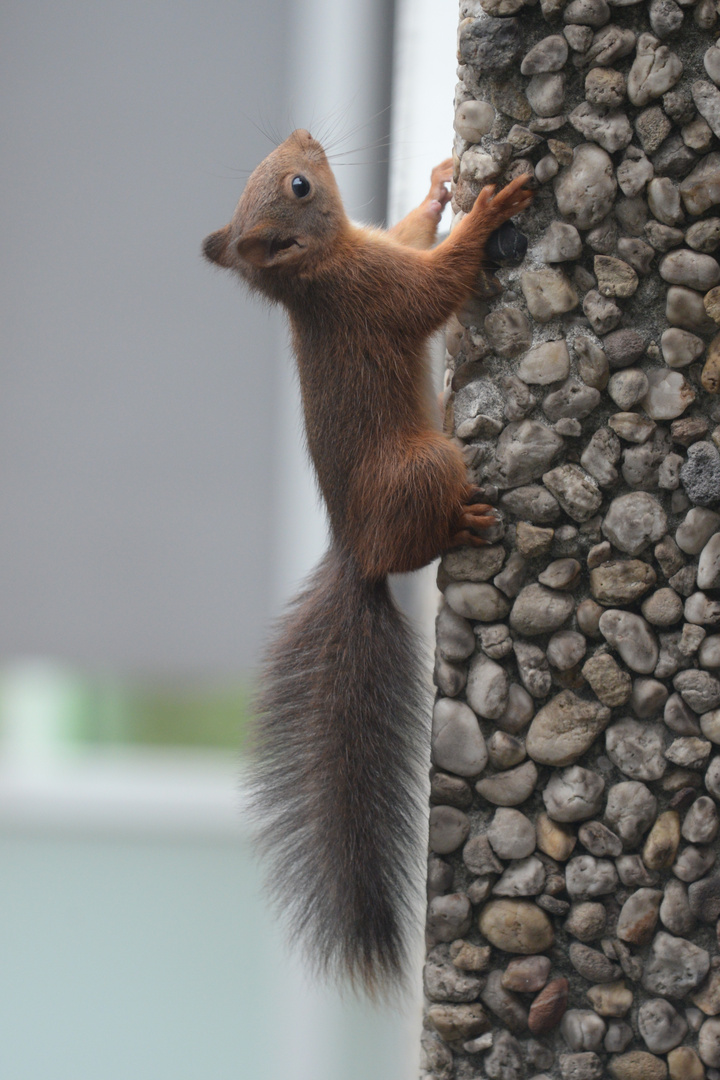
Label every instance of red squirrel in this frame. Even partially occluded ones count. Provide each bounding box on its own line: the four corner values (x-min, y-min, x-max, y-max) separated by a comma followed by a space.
203, 130, 532, 995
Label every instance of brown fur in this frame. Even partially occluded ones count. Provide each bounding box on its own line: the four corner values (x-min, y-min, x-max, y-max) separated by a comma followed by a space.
203, 131, 531, 993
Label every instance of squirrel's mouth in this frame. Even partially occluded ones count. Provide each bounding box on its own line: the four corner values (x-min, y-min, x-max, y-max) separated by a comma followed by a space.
268, 236, 302, 258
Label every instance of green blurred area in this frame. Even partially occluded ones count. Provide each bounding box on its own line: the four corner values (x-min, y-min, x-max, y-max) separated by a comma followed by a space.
0, 662, 253, 754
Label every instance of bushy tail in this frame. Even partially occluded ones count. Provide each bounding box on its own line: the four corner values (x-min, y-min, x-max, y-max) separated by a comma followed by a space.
249, 543, 427, 996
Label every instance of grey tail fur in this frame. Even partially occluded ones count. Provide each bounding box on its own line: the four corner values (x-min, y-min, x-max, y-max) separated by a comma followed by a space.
249, 542, 427, 996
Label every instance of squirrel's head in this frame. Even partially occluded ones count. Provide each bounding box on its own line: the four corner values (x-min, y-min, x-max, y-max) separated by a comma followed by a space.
202, 130, 346, 279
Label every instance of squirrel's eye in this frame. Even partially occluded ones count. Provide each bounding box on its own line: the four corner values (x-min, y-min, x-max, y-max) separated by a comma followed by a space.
291, 175, 310, 198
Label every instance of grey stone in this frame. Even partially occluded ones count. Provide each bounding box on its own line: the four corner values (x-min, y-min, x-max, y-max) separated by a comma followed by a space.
566, 856, 618, 899
426, 893, 473, 942
527, 694, 611, 767
605, 780, 658, 845
485, 308, 533, 358
561, 1009, 607, 1052
648, 176, 683, 226
674, 845, 717, 882
599, 609, 659, 674
606, 718, 667, 780
494, 551, 528, 599
486, 731, 526, 771
436, 604, 475, 662
616, 853, 660, 886
521, 34, 569, 74
636, 104, 673, 153
609, 412, 657, 444
662, 327, 706, 368
564, 902, 607, 942
608, 369, 648, 409
516, 341, 571, 385
604, 1021, 633, 1053
459, 16, 523, 73
667, 286, 717, 334
693, 80, 720, 140
660, 878, 695, 934
476, 623, 513, 661
664, 692, 700, 735
487, 808, 536, 860
558, 1052, 603, 1080
680, 153, 720, 216
683, 796, 719, 844
554, 143, 617, 230
581, 427, 621, 486
454, 99, 495, 142
631, 677, 669, 717
575, 335, 609, 388
429, 806, 471, 854
564, 0, 611, 25
542, 463, 602, 521
617, 237, 655, 275
542, 380, 601, 424
652, 131, 699, 179
642, 368, 696, 420
642, 588, 683, 626
586, 67, 626, 107
521, 268, 579, 323
602, 492, 667, 554
674, 669, 720, 713
445, 582, 511, 622
466, 653, 510, 720
698, 533, 720, 589
603, 328, 646, 368
514, 639, 552, 698
688, 217, 720, 253
638, 997, 688, 1052
547, 630, 587, 670
642, 931, 710, 997
483, 1030, 524, 1080
487, 420, 564, 489
500, 486, 560, 524
689, 876, 720, 922
699, 1018, 720, 1070
660, 249, 720, 292
476, 759, 538, 805
569, 102, 632, 152
432, 698, 488, 777
578, 820, 622, 857
510, 584, 574, 636
463, 834, 504, 877
543, 765, 606, 821
686, 592, 720, 626
526, 73, 566, 118
649, 0, 684, 36
492, 856, 545, 897
582, 289, 621, 334
424, 950, 485, 1003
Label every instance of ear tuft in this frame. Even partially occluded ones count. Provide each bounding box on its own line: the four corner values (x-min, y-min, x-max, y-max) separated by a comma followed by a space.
202, 226, 232, 267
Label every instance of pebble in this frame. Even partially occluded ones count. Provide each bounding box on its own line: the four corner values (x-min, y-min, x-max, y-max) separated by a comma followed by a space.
459, 16, 523, 73
432, 698, 488, 777
628, 34, 683, 105
463, 834, 503, 877
648, 176, 683, 226
486, 731, 525, 771
564, 0, 611, 26
542, 463, 602, 521
570, 941, 621, 982
488, 420, 564, 488
521, 34, 569, 75
500, 485, 561, 523
424, 951, 485, 1003
476, 623, 513, 661
700, 1018, 720, 1068
677, 508, 720, 554
521, 268, 579, 323
608, 369, 649, 409
583, 652, 632, 706
565, 902, 607, 942
543, 764, 606, 821
560, 1052, 604, 1080
699, 533, 720, 590
643, 810, 681, 869
586, 67, 626, 107
554, 143, 617, 230
454, 99, 495, 141
642, 931, 711, 997
686, 592, 720, 626
527, 693, 611, 766
605, 1021, 634, 1054
426, 1001, 490, 1042
689, 876, 720, 922
480, 969, 529, 1032
431, 773, 472, 809
668, 1046, 705, 1080
693, 965, 720, 1015
566, 855, 618, 899
636, 104, 673, 153
575, 336, 610, 388
701, 638, 720, 669
581, 426, 621, 485
585, 26, 637, 68
638, 998, 688, 1052
516, 340, 571, 384
485, 308, 532, 358
482, 1030, 524, 1079
661, 327, 706, 368
632, 677, 669, 717
561, 1009, 607, 1052
602, 492, 667, 554
617, 853, 661, 886
510, 584, 574, 636
674, 845, 717, 882
666, 286, 717, 334
579, 819, 622, 857
436, 604, 475, 662
526, 72, 566, 118
682, 442, 720, 505
599, 609, 659, 674
502, 954, 551, 992
476, 759, 538, 805
586, 981, 633, 1018
665, 693, 700, 735
478, 899, 554, 953
543, 380, 601, 424
569, 103, 633, 153
590, 559, 656, 604
606, 718, 667, 780
684, 797, 719, 844
694, 81, 720, 140
649, 0, 684, 36
642, 588, 683, 626
583, 289, 622, 334
427, 893, 474, 943
605, 780, 658, 845
617, 888, 663, 945
642, 369, 696, 419
487, 807, 536, 860
660, 250, 720, 292
466, 653, 509, 719
608, 1053, 668, 1080
675, 670, 720, 713
430, 806, 471, 854
528, 976, 569, 1034
688, 217, 720, 252
618, 236, 655, 274
665, 736, 712, 768
660, 878, 695, 934
537, 812, 577, 861
680, 152, 720, 216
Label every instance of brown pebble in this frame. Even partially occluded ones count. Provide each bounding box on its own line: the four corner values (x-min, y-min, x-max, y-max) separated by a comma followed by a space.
502, 954, 551, 992
670, 786, 700, 810
528, 976, 569, 1034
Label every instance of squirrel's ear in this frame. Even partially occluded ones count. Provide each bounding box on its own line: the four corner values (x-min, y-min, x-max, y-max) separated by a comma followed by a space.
202, 225, 233, 268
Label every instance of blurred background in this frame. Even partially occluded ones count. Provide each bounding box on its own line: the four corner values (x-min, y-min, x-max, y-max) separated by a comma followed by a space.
0, 1, 457, 1076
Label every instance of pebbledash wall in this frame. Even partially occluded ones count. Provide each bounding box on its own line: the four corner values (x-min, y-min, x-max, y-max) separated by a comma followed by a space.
424, 0, 720, 1078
